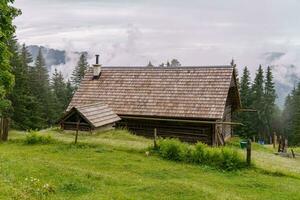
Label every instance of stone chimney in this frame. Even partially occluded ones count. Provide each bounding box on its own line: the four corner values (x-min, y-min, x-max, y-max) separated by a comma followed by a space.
93, 54, 101, 78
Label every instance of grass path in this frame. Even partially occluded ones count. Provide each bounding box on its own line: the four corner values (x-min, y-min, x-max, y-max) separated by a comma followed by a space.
0, 130, 299, 200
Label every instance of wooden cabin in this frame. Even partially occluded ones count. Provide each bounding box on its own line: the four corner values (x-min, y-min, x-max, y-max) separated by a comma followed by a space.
62, 63, 241, 146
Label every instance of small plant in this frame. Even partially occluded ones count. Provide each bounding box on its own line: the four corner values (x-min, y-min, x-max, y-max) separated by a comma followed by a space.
20, 177, 55, 199
60, 181, 90, 194
158, 138, 189, 161
153, 139, 246, 171
24, 131, 55, 145
192, 142, 208, 163
220, 147, 245, 170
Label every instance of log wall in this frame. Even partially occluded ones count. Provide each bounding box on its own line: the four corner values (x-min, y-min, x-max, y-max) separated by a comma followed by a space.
117, 118, 213, 145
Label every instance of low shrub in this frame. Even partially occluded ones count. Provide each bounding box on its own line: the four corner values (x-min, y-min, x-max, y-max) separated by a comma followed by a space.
220, 147, 245, 170
158, 138, 189, 161
192, 142, 208, 163
59, 181, 90, 194
24, 131, 55, 145
153, 139, 246, 171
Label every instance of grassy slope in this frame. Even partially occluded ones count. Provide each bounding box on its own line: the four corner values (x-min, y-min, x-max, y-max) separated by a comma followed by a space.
0, 130, 299, 200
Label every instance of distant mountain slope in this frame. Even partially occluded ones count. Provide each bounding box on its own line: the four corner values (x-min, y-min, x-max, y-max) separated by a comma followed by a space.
28, 45, 66, 69
262, 52, 299, 107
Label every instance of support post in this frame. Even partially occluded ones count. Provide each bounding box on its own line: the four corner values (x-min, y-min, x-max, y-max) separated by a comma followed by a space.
1, 118, 9, 141
291, 149, 295, 158
0, 117, 2, 141
273, 132, 277, 149
283, 138, 288, 153
278, 135, 282, 152
75, 120, 79, 144
246, 139, 251, 166
154, 128, 157, 149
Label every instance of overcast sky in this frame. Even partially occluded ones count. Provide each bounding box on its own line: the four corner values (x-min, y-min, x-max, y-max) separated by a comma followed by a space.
14, 0, 300, 85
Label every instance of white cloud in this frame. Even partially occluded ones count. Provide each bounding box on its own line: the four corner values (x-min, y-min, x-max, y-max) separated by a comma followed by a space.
13, 0, 300, 104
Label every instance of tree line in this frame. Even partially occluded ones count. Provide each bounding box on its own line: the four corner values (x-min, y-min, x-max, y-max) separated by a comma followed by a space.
282, 83, 300, 146
234, 64, 277, 143
235, 63, 300, 145
7, 40, 89, 130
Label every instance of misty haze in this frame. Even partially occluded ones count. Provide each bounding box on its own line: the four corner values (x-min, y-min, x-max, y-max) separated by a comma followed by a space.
1, 1, 300, 199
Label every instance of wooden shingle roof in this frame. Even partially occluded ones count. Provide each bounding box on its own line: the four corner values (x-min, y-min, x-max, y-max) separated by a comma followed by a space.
67, 103, 121, 128
68, 66, 240, 120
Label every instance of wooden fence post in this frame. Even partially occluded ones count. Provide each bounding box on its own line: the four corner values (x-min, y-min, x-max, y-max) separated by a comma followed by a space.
1, 118, 9, 141
278, 135, 282, 152
283, 139, 288, 153
154, 128, 157, 149
291, 149, 295, 158
273, 132, 277, 149
75, 120, 79, 144
0, 117, 2, 141
246, 139, 251, 166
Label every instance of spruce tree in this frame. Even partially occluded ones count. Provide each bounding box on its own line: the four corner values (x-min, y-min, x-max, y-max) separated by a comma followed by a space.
9, 43, 42, 129
282, 87, 298, 144
66, 80, 74, 106
240, 67, 251, 107
230, 59, 240, 89
170, 59, 181, 67
264, 66, 276, 139
235, 67, 253, 138
71, 53, 89, 89
51, 69, 69, 118
289, 84, 300, 145
29, 48, 56, 127
251, 65, 265, 140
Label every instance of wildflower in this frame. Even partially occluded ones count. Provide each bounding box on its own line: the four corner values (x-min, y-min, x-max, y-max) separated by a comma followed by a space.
145, 151, 150, 156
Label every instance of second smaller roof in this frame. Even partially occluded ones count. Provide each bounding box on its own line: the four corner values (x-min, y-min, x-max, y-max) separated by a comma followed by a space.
75, 102, 121, 128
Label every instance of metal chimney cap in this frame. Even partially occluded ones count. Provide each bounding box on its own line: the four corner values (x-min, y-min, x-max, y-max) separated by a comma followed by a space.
95, 54, 100, 65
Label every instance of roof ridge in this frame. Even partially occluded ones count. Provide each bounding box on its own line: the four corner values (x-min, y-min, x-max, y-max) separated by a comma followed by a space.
99, 65, 232, 69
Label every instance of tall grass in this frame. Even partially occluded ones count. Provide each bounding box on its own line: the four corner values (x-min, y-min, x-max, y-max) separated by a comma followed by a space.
154, 138, 246, 171
24, 131, 55, 145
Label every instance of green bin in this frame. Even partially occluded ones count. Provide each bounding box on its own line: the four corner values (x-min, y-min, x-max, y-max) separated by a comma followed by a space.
240, 141, 247, 149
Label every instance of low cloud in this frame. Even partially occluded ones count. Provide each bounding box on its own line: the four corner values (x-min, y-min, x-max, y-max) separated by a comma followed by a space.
13, 0, 300, 104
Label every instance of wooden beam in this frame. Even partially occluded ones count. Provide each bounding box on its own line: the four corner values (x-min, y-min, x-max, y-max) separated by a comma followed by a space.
121, 116, 243, 126
240, 108, 257, 112
247, 139, 252, 166
154, 128, 158, 148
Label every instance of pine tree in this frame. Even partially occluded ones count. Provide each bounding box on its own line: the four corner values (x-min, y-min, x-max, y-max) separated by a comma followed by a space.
282, 92, 294, 141
166, 61, 170, 67
147, 61, 154, 67
170, 59, 181, 67
264, 66, 276, 139
9, 43, 41, 129
251, 65, 265, 140
230, 59, 240, 89
66, 80, 74, 106
235, 67, 253, 138
51, 69, 69, 118
240, 67, 251, 108
71, 53, 89, 89
287, 84, 300, 145
29, 48, 56, 127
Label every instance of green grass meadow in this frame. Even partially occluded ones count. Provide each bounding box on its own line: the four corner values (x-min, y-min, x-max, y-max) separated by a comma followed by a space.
0, 129, 300, 200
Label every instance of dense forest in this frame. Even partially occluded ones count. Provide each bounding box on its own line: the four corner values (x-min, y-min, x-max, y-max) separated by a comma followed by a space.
234, 63, 300, 146
8, 41, 89, 130
0, 0, 300, 146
